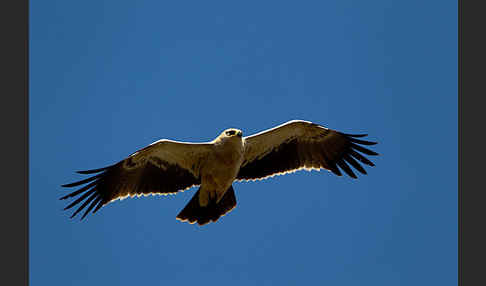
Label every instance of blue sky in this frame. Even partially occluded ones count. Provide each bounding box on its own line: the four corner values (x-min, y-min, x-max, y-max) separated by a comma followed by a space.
30, 1, 457, 285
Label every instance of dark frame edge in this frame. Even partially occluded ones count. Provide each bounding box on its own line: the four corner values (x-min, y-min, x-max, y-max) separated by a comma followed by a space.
26, 0, 30, 285
459, 0, 486, 284
0, 0, 29, 285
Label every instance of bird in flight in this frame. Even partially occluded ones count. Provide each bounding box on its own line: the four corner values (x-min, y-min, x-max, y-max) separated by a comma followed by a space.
61, 120, 378, 225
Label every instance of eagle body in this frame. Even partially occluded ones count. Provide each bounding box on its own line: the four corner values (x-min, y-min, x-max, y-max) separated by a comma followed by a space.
199, 129, 244, 206
61, 120, 379, 225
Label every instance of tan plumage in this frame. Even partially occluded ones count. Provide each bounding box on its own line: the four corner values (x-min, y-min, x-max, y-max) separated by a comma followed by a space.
61, 120, 378, 225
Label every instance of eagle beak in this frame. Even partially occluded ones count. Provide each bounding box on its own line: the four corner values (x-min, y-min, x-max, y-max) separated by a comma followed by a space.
237, 131, 243, 137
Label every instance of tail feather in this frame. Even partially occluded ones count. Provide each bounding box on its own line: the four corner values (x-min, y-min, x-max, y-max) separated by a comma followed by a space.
176, 186, 237, 226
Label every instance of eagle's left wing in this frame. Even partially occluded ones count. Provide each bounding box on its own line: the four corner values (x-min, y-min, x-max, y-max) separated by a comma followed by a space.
237, 120, 378, 181
60, 140, 212, 220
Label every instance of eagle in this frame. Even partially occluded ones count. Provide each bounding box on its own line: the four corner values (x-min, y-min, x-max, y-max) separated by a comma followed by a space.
61, 120, 378, 225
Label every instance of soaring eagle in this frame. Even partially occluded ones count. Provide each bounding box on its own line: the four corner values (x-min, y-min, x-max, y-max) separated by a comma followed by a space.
61, 120, 378, 225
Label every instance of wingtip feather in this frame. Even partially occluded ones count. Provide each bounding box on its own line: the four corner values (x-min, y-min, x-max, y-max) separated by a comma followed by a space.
343, 154, 367, 175
80, 197, 101, 220
350, 143, 379, 156
61, 173, 103, 188
337, 159, 357, 179
342, 133, 368, 138
92, 199, 105, 214
76, 165, 113, 174
349, 138, 378, 146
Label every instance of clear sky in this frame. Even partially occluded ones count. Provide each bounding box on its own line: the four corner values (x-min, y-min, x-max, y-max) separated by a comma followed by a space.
30, 1, 457, 285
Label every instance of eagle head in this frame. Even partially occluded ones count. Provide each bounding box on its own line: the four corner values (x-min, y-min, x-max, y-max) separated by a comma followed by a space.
223, 128, 243, 138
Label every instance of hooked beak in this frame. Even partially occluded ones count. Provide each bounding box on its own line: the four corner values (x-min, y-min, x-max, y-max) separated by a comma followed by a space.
237, 131, 243, 137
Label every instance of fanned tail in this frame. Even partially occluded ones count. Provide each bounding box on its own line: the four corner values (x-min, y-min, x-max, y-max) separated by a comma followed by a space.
176, 186, 237, 226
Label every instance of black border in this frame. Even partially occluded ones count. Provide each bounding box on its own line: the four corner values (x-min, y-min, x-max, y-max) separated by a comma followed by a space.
460, 0, 485, 285
1, 0, 28, 285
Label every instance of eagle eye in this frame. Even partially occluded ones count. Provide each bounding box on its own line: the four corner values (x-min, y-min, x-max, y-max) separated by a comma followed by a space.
226, 130, 236, 136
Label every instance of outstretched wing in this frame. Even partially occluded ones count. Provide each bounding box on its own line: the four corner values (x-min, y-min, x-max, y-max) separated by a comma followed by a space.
60, 140, 212, 220
237, 120, 378, 181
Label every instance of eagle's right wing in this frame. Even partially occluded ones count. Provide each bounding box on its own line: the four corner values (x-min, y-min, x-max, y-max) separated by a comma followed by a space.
237, 120, 378, 181
60, 140, 212, 220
